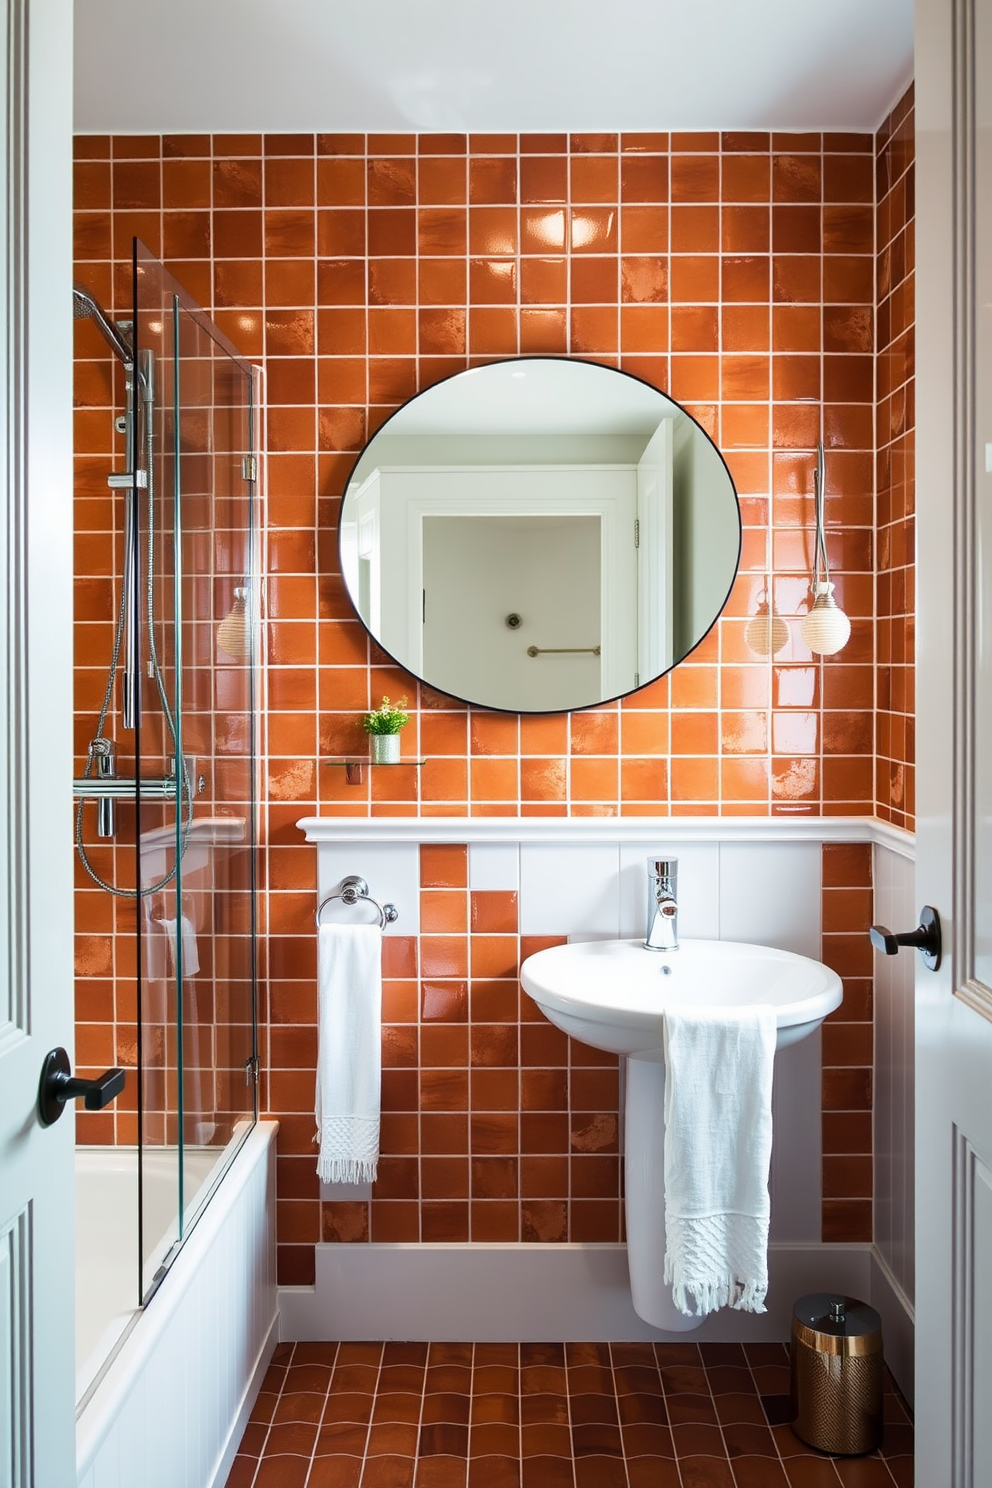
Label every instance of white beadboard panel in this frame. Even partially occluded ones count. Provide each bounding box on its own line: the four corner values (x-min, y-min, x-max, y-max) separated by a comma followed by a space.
873, 842, 916, 1306
519, 844, 620, 936
280, 1240, 872, 1344
77, 1122, 278, 1488
316, 842, 420, 935
300, 815, 915, 853
618, 842, 720, 941
468, 842, 519, 892
717, 842, 822, 958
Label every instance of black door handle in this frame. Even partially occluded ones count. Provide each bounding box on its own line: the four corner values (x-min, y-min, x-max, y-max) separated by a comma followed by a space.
38, 1046, 126, 1127
868, 905, 941, 971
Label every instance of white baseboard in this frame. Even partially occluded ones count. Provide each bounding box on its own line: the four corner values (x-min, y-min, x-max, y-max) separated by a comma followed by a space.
279, 1242, 872, 1344
870, 1248, 915, 1407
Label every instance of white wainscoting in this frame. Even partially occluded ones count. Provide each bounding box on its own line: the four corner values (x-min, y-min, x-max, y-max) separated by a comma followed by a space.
77, 1121, 279, 1488
280, 1242, 872, 1344
872, 841, 917, 1403
299, 817, 915, 1374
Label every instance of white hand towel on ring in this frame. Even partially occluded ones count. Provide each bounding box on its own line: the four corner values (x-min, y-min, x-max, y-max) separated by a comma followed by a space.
662, 1002, 776, 1317
315, 921, 382, 1184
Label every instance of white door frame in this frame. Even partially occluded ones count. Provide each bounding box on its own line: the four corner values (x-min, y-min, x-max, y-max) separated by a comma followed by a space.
0, 0, 76, 1483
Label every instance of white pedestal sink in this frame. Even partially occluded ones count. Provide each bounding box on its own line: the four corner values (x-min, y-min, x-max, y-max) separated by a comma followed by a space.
519, 937, 843, 1331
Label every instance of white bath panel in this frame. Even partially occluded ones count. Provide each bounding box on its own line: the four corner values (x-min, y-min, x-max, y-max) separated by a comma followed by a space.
76, 1122, 278, 1488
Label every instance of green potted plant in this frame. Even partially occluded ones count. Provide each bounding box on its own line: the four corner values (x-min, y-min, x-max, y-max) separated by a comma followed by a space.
362, 695, 410, 763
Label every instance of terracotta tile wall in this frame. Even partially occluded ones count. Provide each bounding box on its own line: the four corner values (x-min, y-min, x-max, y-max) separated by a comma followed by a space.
71, 120, 905, 1281
819, 842, 874, 1242
875, 88, 915, 829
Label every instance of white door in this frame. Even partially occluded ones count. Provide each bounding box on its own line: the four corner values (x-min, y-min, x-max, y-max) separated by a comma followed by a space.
915, 0, 992, 1479
635, 418, 674, 680
0, 0, 76, 1483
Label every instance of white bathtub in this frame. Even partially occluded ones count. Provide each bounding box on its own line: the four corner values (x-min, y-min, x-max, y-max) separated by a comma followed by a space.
76, 1120, 278, 1488
75, 1144, 225, 1402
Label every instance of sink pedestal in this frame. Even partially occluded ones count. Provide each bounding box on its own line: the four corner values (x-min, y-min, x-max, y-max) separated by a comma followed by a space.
624, 1058, 704, 1332
519, 936, 843, 1331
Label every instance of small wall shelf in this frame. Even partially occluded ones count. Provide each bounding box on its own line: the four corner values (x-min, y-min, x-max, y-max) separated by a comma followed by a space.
324, 756, 427, 786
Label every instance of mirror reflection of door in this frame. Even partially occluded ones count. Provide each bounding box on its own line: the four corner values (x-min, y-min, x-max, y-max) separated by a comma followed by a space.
423, 513, 604, 712
338, 359, 740, 712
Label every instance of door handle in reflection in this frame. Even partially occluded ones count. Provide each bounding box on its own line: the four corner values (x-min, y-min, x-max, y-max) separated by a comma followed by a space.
868, 905, 941, 971
37, 1046, 126, 1127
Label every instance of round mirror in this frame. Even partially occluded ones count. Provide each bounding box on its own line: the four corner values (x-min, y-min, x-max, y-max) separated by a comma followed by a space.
339, 357, 741, 714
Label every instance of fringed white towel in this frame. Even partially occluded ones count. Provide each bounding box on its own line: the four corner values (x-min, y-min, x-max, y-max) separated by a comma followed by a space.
663, 1002, 776, 1317
315, 922, 382, 1184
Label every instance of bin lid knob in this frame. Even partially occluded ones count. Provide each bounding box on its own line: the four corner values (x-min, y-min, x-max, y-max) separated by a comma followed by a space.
829, 1300, 845, 1323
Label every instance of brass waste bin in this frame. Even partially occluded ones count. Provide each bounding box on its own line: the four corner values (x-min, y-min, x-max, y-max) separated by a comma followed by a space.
790, 1293, 883, 1455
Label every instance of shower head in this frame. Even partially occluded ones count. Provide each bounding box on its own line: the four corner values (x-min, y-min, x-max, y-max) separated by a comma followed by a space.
72, 283, 134, 365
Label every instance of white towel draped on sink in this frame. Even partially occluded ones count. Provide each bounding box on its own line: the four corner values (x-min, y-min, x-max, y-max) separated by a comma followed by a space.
662, 1002, 777, 1317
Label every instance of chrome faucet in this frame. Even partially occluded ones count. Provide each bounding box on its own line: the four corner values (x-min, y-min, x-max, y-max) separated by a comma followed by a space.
644, 856, 678, 951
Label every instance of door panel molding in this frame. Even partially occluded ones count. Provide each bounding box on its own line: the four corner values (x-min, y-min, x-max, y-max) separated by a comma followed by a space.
1, 0, 29, 1044
950, 0, 992, 1022
0, 1209, 33, 1488
952, 1127, 992, 1485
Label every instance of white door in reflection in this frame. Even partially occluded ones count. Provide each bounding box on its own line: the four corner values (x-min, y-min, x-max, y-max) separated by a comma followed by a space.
424, 512, 603, 712
347, 461, 670, 710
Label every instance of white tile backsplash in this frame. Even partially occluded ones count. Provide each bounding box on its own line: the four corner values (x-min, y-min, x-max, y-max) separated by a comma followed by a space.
519, 844, 621, 936
469, 842, 519, 892
316, 842, 420, 935
717, 842, 821, 957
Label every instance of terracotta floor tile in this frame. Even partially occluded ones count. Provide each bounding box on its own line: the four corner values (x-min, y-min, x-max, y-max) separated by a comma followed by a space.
723, 1421, 779, 1457
715, 1393, 768, 1427
229, 1342, 911, 1488
618, 1391, 669, 1425
274, 1393, 325, 1425
419, 1424, 469, 1456
733, 1455, 791, 1487
265, 1422, 319, 1456
678, 1457, 737, 1488
254, 1458, 310, 1488
466, 1457, 520, 1488
414, 1460, 468, 1488
627, 1458, 683, 1487
784, 1460, 843, 1488
308, 1462, 363, 1488
359, 1459, 416, 1488
224, 1456, 257, 1488
833, 1460, 901, 1487
317, 1424, 371, 1456
521, 1457, 574, 1488
421, 1395, 470, 1426
667, 1392, 720, 1425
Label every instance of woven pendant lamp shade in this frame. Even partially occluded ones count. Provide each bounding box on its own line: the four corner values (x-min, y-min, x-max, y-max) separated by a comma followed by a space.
799, 581, 851, 656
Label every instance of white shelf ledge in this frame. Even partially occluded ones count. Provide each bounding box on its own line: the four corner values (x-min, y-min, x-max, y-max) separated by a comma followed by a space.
297, 813, 915, 858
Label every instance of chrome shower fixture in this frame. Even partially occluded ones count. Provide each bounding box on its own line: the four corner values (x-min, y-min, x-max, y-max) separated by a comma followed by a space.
72, 283, 134, 365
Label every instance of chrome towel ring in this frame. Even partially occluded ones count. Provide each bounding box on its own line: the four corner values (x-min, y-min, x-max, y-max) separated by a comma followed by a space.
315, 875, 399, 931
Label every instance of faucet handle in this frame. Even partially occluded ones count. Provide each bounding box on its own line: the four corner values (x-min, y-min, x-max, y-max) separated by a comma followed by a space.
648, 856, 678, 880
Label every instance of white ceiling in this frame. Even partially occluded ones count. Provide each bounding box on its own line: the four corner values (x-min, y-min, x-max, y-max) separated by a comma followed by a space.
74, 0, 914, 136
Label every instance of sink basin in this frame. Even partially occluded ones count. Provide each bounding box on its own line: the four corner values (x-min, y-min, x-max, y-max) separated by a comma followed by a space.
521, 935, 844, 1333
520, 937, 843, 1061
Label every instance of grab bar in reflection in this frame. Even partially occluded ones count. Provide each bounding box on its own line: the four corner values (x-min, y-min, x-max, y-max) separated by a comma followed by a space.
526, 645, 601, 657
